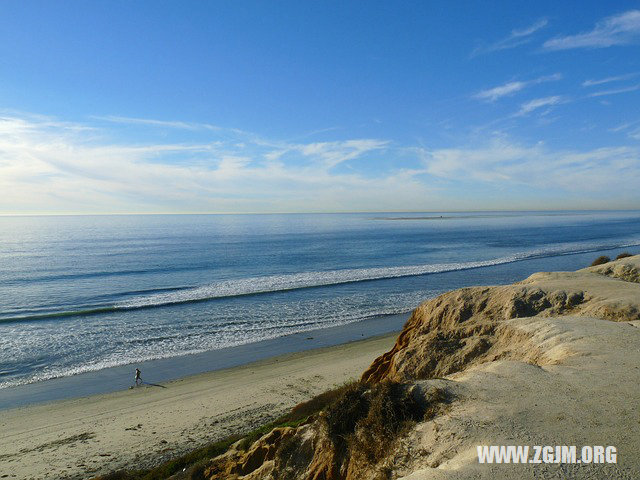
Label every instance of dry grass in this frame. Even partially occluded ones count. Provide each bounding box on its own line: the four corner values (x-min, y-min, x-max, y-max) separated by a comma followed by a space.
591, 255, 610, 266
323, 381, 448, 467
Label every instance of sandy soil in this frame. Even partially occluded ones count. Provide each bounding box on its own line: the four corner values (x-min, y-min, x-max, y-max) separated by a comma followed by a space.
394, 316, 640, 479
0, 333, 397, 480
375, 257, 640, 479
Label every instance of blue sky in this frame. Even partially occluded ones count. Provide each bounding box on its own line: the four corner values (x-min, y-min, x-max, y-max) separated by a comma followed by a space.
1, 1, 640, 213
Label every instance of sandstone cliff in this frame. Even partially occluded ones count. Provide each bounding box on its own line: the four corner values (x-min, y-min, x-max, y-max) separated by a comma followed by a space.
195, 255, 640, 480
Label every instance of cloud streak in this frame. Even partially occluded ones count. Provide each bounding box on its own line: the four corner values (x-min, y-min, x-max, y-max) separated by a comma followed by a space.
516, 96, 565, 115
474, 74, 562, 102
92, 115, 217, 131
0, 114, 428, 214
544, 10, 640, 50
472, 18, 548, 56
475, 81, 527, 102
582, 72, 639, 87
587, 84, 640, 97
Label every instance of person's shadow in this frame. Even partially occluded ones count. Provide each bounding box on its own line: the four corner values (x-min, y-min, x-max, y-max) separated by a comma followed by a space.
133, 381, 167, 389
142, 381, 167, 389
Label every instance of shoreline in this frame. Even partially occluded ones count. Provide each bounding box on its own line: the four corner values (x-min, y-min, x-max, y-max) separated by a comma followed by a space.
0, 330, 400, 480
0, 312, 409, 411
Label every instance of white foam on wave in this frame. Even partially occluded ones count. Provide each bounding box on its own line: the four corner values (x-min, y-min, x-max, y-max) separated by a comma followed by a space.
115, 238, 640, 310
3, 237, 639, 390
0, 303, 413, 390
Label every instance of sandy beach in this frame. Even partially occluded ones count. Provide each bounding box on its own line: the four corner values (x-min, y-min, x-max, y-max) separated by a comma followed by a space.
0, 333, 398, 480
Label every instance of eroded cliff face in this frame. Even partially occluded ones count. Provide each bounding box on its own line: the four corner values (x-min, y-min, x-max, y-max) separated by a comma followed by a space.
200, 382, 450, 480
362, 258, 640, 383
198, 256, 640, 480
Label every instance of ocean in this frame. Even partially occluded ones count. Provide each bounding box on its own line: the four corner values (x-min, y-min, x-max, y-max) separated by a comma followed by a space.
1, 211, 639, 398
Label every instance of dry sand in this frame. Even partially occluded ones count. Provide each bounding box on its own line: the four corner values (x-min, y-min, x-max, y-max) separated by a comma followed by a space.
0, 333, 397, 480
394, 316, 640, 479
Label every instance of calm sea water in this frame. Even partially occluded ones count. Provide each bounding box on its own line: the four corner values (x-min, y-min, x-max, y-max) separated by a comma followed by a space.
1, 211, 639, 390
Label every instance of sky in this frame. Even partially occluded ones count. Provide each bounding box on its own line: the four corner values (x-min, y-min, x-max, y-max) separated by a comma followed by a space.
1, 1, 640, 214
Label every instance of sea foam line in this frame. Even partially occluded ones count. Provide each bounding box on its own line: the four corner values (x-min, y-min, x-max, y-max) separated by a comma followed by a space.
0, 307, 411, 390
112, 238, 640, 309
2, 238, 639, 323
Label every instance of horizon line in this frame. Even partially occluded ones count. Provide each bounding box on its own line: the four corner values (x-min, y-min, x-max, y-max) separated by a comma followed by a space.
1, 208, 639, 217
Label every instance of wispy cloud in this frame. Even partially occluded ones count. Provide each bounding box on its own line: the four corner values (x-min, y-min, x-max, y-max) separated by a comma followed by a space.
423, 139, 640, 194
516, 96, 565, 115
607, 121, 640, 141
2, 113, 639, 213
0, 114, 428, 214
92, 115, 218, 131
269, 139, 389, 169
588, 84, 640, 97
475, 81, 527, 102
544, 10, 640, 50
472, 18, 548, 56
609, 122, 635, 133
512, 19, 550, 38
92, 114, 285, 149
474, 73, 562, 102
582, 72, 639, 87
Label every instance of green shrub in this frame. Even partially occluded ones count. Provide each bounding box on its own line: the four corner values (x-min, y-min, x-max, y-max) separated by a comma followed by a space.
591, 255, 610, 266
616, 252, 633, 260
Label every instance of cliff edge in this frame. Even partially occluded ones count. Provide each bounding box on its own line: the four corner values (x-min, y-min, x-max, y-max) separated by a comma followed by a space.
194, 255, 640, 480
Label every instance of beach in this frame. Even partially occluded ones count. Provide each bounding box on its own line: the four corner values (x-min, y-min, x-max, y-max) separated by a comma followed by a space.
0, 332, 397, 480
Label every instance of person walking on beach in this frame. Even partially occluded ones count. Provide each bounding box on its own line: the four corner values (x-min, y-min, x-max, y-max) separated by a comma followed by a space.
135, 368, 142, 386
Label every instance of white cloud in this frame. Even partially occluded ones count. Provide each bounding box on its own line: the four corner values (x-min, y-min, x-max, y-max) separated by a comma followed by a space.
629, 128, 640, 140
91, 115, 260, 142
423, 139, 640, 193
544, 10, 640, 50
92, 115, 215, 131
279, 139, 388, 169
0, 114, 427, 214
587, 84, 640, 97
517, 96, 565, 115
2, 113, 639, 213
604, 121, 640, 141
475, 73, 562, 102
609, 122, 634, 133
512, 19, 550, 38
472, 18, 548, 56
582, 72, 639, 87
475, 81, 527, 102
